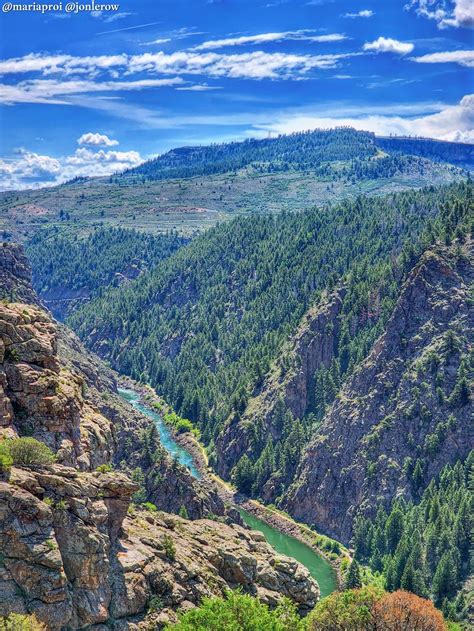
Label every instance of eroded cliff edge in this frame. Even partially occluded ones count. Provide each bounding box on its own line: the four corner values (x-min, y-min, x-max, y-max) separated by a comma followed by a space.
284, 242, 473, 542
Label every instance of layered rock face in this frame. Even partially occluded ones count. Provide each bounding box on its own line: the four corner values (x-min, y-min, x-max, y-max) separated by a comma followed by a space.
284, 242, 473, 543
0, 465, 319, 628
0, 466, 136, 628
0, 243, 38, 306
216, 287, 345, 479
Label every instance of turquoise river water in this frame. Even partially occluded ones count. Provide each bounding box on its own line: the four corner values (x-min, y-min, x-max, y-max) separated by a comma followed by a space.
118, 386, 337, 597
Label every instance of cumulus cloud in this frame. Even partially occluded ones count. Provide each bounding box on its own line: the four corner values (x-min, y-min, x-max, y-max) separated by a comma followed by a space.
77, 132, 119, 146
363, 37, 414, 54
252, 94, 474, 144
0, 145, 143, 191
406, 0, 473, 28
410, 49, 474, 67
66, 147, 141, 165
343, 9, 374, 18
193, 31, 347, 50
0, 150, 61, 189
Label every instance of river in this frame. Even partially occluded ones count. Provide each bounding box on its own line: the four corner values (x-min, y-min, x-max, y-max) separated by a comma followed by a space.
118, 387, 201, 479
118, 386, 337, 597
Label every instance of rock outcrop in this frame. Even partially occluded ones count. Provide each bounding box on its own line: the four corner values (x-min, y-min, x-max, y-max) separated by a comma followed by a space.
284, 242, 473, 543
0, 465, 319, 628
0, 243, 38, 306
216, 287, 345, 480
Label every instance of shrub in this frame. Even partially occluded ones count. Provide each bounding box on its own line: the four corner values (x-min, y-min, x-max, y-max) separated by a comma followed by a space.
148, 595, 164, 613
54, 499, 68, 511
178, 505, 189, 519
175, 418, 194, 434
143, 501, 157, 512
95, 463, 113, 473
373, 590, 448, 631
0, 614, 47, 631
307, 587, 451, 631
307, 585, 383, 630
0, 438, 55, 466
166, 590, 304, 630
162, 534, 176, 561
0, 444, 13, 472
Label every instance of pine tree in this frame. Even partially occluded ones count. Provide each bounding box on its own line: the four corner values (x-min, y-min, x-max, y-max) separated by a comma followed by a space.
344, 560, 362, 589
385, 507, 404, 554
232, 455, 254, 494
432, 551, 457, 605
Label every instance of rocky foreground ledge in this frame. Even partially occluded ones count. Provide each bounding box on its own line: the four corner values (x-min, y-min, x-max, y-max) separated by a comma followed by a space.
0, 464, 319, 629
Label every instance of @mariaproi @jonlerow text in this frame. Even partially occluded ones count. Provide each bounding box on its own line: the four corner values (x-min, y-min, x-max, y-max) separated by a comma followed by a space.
2, 1, 120, 13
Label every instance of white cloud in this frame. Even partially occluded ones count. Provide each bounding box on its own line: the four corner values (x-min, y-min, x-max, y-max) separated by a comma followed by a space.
66, 147, 141, 165
343, 9, 374, 18
0, 150, 61, 189
77, 132, 119, 146
144, 38, 172, 45
175, 84, 221, 91
0, 145, 143, 191
0, 49, 359, 85
102, 12, 136, 23
0, 77, 184, 104
406, 0, 474, 28
252, 94, 474, 144
0, 53, 128, 76
127, 50, 356, 79
363, 37, 415, 54
410, 49, 474, 67
193, 31, 347, 50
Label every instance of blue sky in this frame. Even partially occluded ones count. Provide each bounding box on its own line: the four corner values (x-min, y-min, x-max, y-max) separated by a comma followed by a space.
0, 0, 472, 189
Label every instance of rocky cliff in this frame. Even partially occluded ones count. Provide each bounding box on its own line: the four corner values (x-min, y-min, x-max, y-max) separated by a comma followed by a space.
284, 241, 473, 543
0, 243, 38, 306
0, 465, 319, 628
216, 287, 346, 480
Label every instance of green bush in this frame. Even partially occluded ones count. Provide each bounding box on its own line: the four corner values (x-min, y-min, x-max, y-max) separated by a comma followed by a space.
0, 442, 13, 472
163, 412, 200, 438
0, 614, 46, 631
175, 418, 194, 435
95, 463, 113, 473
178, 505, 189, 519
162, 534, 176, 561
0, 438, 55, 466
148, 595, 164, 613
166, 590, 304, 630
143, 501, 157, 512
306, 586, 384, 630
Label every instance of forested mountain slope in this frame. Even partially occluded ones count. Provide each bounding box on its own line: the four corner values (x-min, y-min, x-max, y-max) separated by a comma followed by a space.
378, 136, 474, 167
353, 455, 473, 617
284, 238, 473, 542
26, 227, 187, 319
122, 129, 473, 182
0, 128, 466, 242
122, 128, 377, 181
67, 182, 472, 448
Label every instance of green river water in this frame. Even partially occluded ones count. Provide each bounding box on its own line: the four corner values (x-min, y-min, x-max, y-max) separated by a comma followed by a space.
118, 386, 337, 598
238, 509, 337, 598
